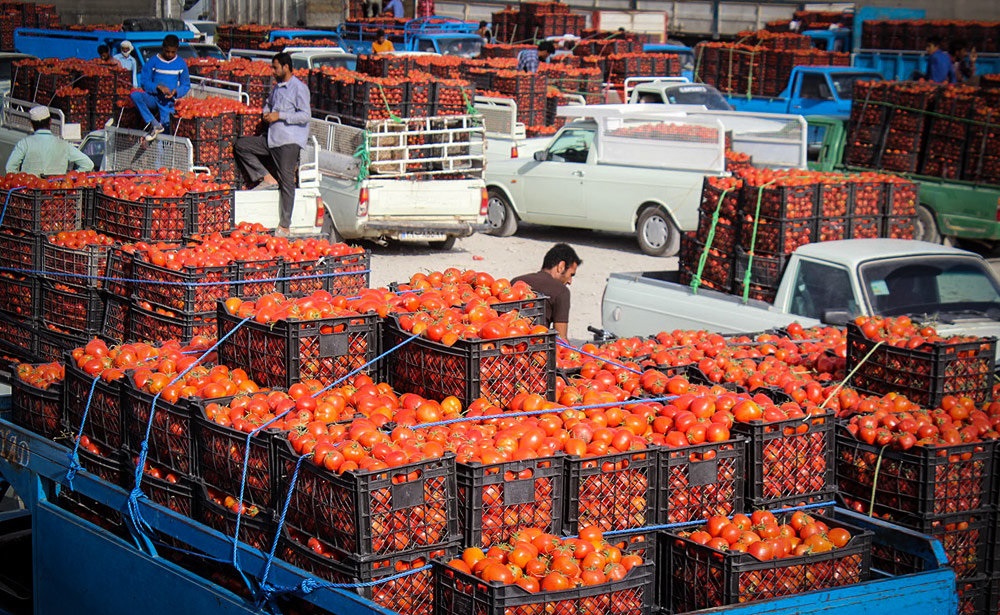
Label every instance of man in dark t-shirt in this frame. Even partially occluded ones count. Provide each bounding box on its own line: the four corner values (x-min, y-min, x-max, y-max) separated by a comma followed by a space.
512, 243, 582, 339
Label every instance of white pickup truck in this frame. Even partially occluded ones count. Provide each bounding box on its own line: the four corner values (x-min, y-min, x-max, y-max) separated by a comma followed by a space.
602, 239, 1000, 351
484, 104, 807, 256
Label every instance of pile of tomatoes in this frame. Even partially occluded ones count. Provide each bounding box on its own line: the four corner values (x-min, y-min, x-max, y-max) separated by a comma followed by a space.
447, 526, 645, 593
223, 291, 364, 324
99, 171, 231, 200
678, 509, 854, 560
843, 393, 1000, 450
852, 315, 978, 348
46, 230, 115, 250
396, 304, 549, 346
15, 361, 64, 390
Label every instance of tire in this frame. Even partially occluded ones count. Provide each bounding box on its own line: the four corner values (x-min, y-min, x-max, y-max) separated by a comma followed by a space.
485, 189, 517, 237
915, 205, 942, 244
429, 235, 457, 250
321, 208, 345, 243
636, 207, 680, 257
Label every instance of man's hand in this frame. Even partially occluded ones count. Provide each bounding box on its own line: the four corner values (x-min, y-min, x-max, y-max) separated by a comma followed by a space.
156, 84, 171, 97
263, 111, 281, 123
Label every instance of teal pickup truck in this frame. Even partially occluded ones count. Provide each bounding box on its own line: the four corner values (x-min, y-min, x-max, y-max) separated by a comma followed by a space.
723, 66, 882, 120
808, 116, 1000, 246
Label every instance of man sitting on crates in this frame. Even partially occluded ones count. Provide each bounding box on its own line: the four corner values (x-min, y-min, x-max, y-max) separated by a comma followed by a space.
130, 34, 192, 142
233, 52, 311, 238
5, 106, 94, 176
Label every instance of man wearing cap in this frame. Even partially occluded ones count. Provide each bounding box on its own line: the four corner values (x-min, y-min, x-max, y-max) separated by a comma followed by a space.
113, 41, 138, 86
5, 106, 94, 176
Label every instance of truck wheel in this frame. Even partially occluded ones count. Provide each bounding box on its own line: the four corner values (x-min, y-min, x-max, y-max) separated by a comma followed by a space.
486, 189, 517, 237
322, 209, 345, 243
916, 205, 942, 244
636, 207, 680, 257
429, 236, 457, 250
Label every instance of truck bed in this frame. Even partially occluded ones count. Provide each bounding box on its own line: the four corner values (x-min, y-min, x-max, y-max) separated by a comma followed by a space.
601, 270, 818, 337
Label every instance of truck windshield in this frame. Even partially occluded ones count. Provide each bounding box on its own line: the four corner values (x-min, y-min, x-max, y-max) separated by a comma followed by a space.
310, 55, 356, 70
663, 85, 732, 110
830, 73, 881, 101
437, 38, 482, 58
860, 256, 1000, 317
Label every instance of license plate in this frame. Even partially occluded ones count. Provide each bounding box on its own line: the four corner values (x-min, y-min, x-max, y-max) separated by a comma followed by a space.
399, 232, 447, 242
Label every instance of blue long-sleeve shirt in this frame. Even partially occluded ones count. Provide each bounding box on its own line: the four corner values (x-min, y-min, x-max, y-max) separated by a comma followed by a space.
263, 76, 311, 149
139, 53, 191, 101
927, 49, 956, 83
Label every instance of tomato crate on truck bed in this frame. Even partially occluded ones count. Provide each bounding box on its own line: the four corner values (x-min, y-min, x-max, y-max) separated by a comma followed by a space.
281, 528, 457, 615
433, 559, 655, 615
456, 455, 565, 548
733, 410, 835, 509
846, 323, 997, 407
93, 192, 188, 243
0, 187, 84, 233
10, 369, 63, 439
64, 360, 125, 451
185, 189, 235, 238
277, 441, 459, 560
78, 447, 125, 486
0, 272, 39, 320
656, 438, 745, 525
280, 251, 371, 297
128, 300, 216, 345
40, 282, 104, 335
100, 292, 131, 345
0, 231, 42, 274
195, 483, 277, 553
124, 456, 199, 518
663, 513, 873, 611
34, 323, 89, 363
194, 400, 283, 509
741, 182, 818, 219
836, 433, 994, 518
121, 381, 200, 476
384, 317, 556, 408
563, 447, 657, 535
42, 240, 109, 290
216, 305, 379, 389
132, 259, 234, 315
738, 214, 815, 255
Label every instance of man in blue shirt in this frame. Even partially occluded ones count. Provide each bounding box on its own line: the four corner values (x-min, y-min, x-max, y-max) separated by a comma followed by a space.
383, 0, 404, 18
925, 37, 955, 84
516, 40, 555, 73
130, 34, 191, 141
234, 52, 311, 236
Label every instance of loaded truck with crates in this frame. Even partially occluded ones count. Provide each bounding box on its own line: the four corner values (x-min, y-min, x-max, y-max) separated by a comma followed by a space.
335, 16, 483, 57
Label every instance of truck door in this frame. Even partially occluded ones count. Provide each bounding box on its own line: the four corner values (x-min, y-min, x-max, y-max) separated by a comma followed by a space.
520, 128, 592, 224
792, 73, 835, 115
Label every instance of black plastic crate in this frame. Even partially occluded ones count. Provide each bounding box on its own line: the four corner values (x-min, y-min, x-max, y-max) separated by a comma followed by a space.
281, 528, 455, 615
121, 382, 198, 475
490, 293, 549, 327
0, 273, 39, 320
102, 246, 134, 298
194, 401, 282, 509
738, 215, 815, 255
816, 216, 851, 243
563, 448, 657, 535
817, 181, 851, 218
849, 214, 883, 239
55, 487, 129, 539
174, 114, 222, 142
125, 456, 198, 518
232, 257, 283, 299
850, 179, 885, 217
195, 484, 276, 552
216, 304, 378, 389
0, 310, 37, 363
385, 317, 556, 408
280, 251, 370, 297
132, 259, 233, 314
883, 180, 918, 216
10, 372, 63, 439
434, 560, 654, 615
186, 189, 235, 237
129, 300, 216, 345
836, 433, 994, 518
456, 455, 564, 548
678, 234, 735, 289
846, 322, 996, 407
64, 360, 125, 451
34, 324, 88, 363
0, 187, 83, 233
741, 182, 817, 219
278, 440, 459, 559
733, 410, 835, 508
664, 513, 872, 611
42, 240, 110, 289
93, 192, 188, 242
733, 247, 790, 289
956, 574, 991, 615
41, 282, 104, 335
77, 447, 125, 485
656, 439, 745, 525
100, 292, 131, 345
0, 231, 42, 274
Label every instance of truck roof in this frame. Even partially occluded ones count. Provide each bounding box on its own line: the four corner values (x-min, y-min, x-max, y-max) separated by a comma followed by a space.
792, 65, 881, 76
795, 238, 973, 265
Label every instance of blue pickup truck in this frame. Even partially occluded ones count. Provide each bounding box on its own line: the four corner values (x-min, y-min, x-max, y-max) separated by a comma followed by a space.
642, 43, 695, 81
723, 66, 882, 120
336, 16, 482, 56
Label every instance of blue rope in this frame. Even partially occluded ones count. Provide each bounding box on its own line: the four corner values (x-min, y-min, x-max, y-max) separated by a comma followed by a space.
556, 339, 644, 375
125, 313, 255, 541
311, 331, 422, 398
64, 374, 101, 487
0, 187, 28, 229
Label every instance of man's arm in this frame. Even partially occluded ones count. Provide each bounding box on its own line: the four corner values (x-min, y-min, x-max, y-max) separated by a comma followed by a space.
554, 321, 568, 339
175, 63, 191, 98
67, 143, 94, 172
5, 139, 25, 173
139, 57, 156, 93
280, 81, 312, 126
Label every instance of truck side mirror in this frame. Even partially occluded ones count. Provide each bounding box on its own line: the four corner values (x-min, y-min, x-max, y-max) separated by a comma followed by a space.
822, 309, 851, 326
533, 150, 548, 162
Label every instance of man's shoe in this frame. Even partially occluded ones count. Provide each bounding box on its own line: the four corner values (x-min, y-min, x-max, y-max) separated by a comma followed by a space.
144, 123, 164, 142
274, 227, 290, 238
252, 180, 279, 191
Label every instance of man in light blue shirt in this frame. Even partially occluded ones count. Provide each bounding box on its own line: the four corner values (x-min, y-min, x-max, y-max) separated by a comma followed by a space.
234, 52, 311, 236
6, 106, 94, 176
113, 40, 138, 87
383, 0, 404, 19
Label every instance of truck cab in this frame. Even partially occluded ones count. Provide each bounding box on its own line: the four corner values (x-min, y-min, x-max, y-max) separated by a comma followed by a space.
724, 66, 882, 120
642, 43, 696, 81
626, 77, 733, 110
802, 28, 851, 52
336, 16, 482, 57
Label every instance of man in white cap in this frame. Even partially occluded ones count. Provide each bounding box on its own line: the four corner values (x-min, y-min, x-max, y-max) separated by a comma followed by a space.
113, 40, 138, 86
5, 106, 94, 176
